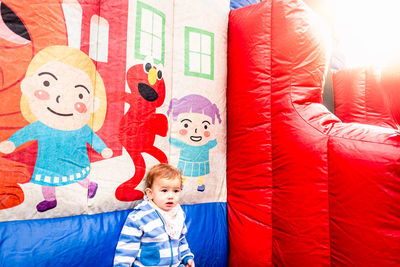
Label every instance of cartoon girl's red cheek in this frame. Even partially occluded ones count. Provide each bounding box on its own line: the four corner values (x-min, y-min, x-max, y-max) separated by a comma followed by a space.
74, 102, 87, 113
179, 129, 188, 136
34, 90, 50, 100
204, 131, 210, 137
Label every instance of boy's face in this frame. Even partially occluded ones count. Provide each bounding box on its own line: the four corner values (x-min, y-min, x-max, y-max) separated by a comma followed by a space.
21, 61, 100, 130
174, 112, 214, 146
145, 176, 181, 212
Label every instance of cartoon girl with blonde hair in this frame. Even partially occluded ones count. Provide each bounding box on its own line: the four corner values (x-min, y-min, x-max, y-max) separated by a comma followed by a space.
0, 46, 112, 212
167, 94, 221, 192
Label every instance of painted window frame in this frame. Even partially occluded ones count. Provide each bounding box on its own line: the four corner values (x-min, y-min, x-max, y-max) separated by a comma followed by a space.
135, 1, 165, 65
184, 26, 215, 80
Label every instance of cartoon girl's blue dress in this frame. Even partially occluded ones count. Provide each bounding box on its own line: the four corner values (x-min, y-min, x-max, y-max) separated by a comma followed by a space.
169, 137, 217, 177
8, 121, 106, 186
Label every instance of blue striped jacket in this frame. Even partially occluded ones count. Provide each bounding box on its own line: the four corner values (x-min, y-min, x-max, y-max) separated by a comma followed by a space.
113, 200, 194, 267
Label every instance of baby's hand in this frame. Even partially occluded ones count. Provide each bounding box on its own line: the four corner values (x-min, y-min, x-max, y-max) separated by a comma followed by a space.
186, 259, 195, 267
101, 147, 113, 158
0, 141, 15, 154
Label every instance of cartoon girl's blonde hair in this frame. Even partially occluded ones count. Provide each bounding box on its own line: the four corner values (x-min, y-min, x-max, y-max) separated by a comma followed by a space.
20, 45, 107, 131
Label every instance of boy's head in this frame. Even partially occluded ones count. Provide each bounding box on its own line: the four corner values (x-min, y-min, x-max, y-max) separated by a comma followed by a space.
144, 163, 182, 211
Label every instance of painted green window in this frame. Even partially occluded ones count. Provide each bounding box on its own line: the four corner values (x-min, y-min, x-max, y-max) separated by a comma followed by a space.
135, 1, 165, 65
184, 27, 214, 80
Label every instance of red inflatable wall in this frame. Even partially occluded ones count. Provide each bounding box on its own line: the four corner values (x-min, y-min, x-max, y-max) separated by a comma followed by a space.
333, 67, 396, 129
227, 0, 400, 266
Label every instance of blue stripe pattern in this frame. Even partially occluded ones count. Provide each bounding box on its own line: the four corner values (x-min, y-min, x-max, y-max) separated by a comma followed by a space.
113, 200, 193, 267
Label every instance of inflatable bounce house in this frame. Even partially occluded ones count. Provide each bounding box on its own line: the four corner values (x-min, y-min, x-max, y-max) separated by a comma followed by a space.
1, 0, 400, 266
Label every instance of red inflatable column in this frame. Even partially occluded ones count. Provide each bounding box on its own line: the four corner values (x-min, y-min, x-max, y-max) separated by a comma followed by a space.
228, 0, 332, 265
227, 1, 273, 266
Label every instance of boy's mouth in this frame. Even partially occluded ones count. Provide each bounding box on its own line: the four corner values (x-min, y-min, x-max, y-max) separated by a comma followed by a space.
190, 136, 202, 142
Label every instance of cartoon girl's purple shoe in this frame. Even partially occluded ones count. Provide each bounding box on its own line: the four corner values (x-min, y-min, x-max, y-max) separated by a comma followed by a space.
36, 200, 57, 212
88, 182, 98, 198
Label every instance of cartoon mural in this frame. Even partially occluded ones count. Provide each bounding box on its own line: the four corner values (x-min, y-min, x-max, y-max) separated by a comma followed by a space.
0, 0, 229, 266
0, 46, 112, 212
168, 94, 221, 192
0, 0, 68, 210
110, 60, 168, 202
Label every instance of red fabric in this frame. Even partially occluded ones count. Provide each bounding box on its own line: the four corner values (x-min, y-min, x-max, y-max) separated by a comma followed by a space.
333, 67, 396, 129
381, 65, 400, 129
227, 2, 273, 265
227, 0, 400, 266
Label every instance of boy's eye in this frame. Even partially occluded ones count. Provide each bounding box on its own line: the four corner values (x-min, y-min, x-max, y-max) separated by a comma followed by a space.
184, 123, 188, 128
78, 93, 83, 99
204, 125, 208, 130
43, 80, 50, 87
174, 189, 180, 193
161, 189, 167, 193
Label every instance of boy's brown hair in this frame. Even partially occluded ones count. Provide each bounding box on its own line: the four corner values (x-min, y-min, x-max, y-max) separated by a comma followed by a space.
145, 163, 182, 189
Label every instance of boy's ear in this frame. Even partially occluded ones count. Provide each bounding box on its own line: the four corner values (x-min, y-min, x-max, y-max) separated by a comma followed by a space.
145, 188, 152, 198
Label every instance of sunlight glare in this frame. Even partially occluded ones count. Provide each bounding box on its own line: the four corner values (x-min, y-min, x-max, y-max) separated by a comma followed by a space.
334, 0, 400, 68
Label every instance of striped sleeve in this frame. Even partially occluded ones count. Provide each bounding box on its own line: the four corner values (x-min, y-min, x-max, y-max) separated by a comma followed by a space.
113, 213, 143, 267
179, 224, 194, 263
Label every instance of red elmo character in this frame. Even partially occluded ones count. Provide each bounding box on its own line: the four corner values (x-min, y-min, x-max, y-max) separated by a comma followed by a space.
110, 61, 168, 201
0, 0, 67, 209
